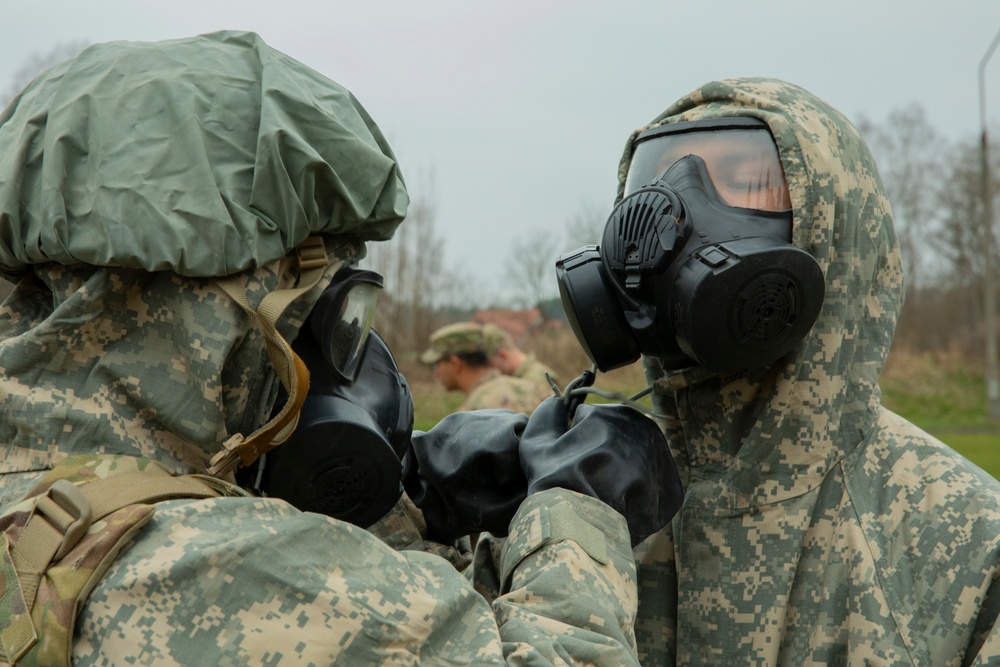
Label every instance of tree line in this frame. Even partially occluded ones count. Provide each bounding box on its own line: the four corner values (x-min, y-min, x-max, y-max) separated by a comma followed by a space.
858, 108, 999, 357
2, 44, 998, 362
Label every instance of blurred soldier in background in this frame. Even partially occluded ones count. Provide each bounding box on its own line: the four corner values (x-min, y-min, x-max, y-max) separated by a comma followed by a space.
421, 322, 551, 415
482, 322, 561, 389
548, 77, 1000, 665
0, 32, 683, 666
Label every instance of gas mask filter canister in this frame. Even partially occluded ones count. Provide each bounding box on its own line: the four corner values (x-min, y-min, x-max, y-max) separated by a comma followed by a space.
557, 117, 825, 373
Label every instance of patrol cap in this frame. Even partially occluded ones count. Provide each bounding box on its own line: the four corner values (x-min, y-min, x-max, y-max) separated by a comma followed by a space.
481, 323, 512, 356
420, 322, 489, 364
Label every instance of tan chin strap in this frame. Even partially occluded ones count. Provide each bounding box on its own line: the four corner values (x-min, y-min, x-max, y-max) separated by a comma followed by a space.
207, 236, 343, 479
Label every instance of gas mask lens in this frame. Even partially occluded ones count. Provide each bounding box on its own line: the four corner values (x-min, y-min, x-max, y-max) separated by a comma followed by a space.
624, 117, 791, 212
308, 268, 384, 382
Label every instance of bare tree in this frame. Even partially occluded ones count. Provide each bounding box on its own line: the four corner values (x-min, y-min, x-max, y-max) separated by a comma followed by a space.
364, 171, 464, 355
563, 206, 608, 249
869, 124, 1000, 353
1, 41, 89, 107
858, 106, 946, 297
930, 137, 1000, 325
502, 229, 561, 312
500, 206, 609, 314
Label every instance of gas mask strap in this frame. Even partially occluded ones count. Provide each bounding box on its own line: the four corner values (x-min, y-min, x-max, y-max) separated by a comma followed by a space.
207, 236, 344, 479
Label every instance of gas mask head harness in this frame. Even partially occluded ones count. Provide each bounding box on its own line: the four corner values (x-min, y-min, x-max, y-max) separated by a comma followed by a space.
557, 117, 825, 373
238, 267, 414, 528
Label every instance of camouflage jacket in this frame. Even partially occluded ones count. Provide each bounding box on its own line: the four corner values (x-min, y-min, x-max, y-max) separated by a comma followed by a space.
618, 79, 1000, 665
460, 369, 552, 415
63, 484, 638, 665
0, 230, 642, 667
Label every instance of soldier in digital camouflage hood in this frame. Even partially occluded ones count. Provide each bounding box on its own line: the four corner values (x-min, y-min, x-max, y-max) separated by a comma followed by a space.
0, 32, 681, 666
568, 78, 1000, 664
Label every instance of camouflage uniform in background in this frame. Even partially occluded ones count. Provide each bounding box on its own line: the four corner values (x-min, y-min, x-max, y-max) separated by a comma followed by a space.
421, 322, 551, 415
459, 368, 552, 414
481, 322, 562, 389
0, 32, 643, 666
622, 79, 1000, 664
511, 353, 560, 389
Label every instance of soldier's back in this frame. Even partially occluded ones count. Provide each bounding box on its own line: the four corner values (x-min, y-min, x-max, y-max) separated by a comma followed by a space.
460, 370, 550, 415
515, 355, 560, 390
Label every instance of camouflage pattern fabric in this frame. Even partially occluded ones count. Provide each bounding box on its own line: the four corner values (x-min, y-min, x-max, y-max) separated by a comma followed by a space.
0, 200, 643, 667
0, 455, 241, 667
0, 244, 358, 507
481, 323, 561, 388
0, 34, 645, 665
482, 323, 509, 355
420, 321, 491, 364
367, 489, 473, 572
612, 78, 1000, 665
460, 369, 552, 416
513, 353, 560, 390
67, 487, 640, 666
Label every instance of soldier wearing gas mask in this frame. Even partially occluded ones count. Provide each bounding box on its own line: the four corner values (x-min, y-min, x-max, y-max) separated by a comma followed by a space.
550, 78, 1000, 665
0, 32, 680, 666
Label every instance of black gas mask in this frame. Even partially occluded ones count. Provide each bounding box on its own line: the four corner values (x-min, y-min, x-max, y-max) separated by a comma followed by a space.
557, 117, 825, 372
240, 268, 414, 528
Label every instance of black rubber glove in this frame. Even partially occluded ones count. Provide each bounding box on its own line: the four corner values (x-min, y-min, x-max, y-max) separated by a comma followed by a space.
519, 396, 684, 547
402, 409, 529, 542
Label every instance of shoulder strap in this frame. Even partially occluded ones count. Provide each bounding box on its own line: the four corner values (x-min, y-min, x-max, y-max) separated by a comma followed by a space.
11, 476, 221, 618
207, 236, 343, 478
2, 472, 224, 665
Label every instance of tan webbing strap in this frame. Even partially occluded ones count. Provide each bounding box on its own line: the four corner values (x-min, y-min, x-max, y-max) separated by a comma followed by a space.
207, 236, 343, 478
10, 476, 221, 614
78, 473, 225, 516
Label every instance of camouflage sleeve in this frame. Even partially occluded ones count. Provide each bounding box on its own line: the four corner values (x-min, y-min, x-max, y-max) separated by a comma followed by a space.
72, 490, 639, 665
491, 488, 640, 665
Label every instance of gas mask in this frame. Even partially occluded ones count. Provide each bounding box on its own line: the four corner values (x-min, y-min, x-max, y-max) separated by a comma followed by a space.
240, 267, 414, 528
557, 117, 825, 373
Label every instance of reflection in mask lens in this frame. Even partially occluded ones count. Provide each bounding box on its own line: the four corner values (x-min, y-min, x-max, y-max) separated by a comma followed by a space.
329, 282, 380, 380
309, 269, 384, 382
624, 118, 791, 212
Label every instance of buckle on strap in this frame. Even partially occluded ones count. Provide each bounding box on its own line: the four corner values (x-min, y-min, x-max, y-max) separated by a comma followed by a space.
37, 479, 94, 560
296, 236, 329, 271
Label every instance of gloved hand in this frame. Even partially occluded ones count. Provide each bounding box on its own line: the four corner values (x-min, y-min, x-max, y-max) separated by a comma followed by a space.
519, 396, 683, 547
402, 410, 529, 542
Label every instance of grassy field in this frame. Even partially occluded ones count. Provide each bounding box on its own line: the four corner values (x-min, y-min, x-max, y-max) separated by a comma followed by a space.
879, 348, 1000, 479
405, 344, 1000, 479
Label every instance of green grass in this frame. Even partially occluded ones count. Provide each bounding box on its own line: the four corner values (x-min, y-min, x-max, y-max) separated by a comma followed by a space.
879, 349, 1000, 479
880, 364, 992, 431
936, 432, 1000, 480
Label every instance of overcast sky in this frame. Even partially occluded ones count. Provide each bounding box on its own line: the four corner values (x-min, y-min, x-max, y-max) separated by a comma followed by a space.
3, 1, 1000, 304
